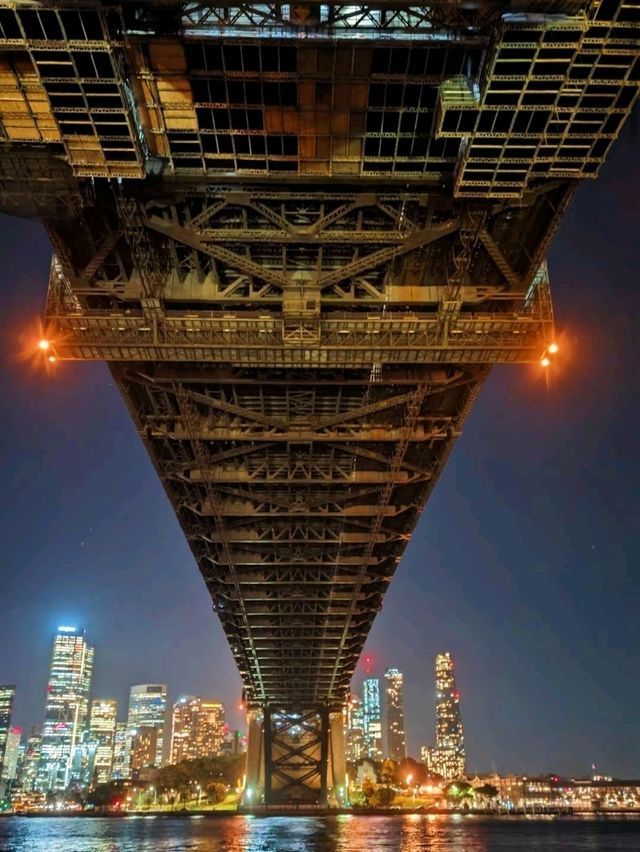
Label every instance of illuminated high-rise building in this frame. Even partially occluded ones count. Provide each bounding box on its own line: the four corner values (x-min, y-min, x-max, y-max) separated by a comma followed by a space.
362, 677, 383, 760
170, 696, 225, 764
111, 722, 131, 780
37, 626, 94, 791
423, 652, 465, 780
130, 726, 159, 781
89, 699, 118, 783
1, 727, 21, 781
384, 668, 406, 762
344, 694, 365, 763
18, 728, 42, 792
0, 686, 16, 779
127, 685, 167, 768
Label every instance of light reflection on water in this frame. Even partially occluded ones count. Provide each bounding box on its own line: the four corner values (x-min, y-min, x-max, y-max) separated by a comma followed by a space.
1, 814, 640, 852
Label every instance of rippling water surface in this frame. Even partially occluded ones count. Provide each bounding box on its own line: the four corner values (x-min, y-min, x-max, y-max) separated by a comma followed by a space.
2, 814, 640, 852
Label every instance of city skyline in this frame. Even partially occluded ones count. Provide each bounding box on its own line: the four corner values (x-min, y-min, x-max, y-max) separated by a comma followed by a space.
0, 125, 638, 777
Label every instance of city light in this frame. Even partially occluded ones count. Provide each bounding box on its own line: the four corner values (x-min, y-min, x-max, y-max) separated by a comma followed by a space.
38, 339, 50, 351
540, 356, 551, 368
548, 342, 559, 354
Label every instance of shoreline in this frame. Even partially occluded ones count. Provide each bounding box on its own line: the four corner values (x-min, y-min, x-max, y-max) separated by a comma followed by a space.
4, 808, 640, 819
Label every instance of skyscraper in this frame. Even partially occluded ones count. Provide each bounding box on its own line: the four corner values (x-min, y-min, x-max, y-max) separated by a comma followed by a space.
384, 668, 406, 762
423, 652, 466, 780
362, 677, 383, 760
18, 728, 42, 792
127, 685, 167, 768
0, 686, 15, 779
1, 728, 21, 782
130, 727, 159, 780
89, 699, 118, 783
110, 722, 131, 780
344, 694, 365, 763
37, 626, 94, 791
170, 696, 225, 764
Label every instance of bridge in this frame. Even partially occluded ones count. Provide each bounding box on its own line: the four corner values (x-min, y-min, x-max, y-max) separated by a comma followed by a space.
1, 0, 637, 807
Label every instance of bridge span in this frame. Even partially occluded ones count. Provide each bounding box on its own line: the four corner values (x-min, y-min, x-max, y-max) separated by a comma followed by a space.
1, 0, 637, 806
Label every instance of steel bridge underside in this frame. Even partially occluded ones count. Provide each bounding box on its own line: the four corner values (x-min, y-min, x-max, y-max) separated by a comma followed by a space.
1, 0, 638, 808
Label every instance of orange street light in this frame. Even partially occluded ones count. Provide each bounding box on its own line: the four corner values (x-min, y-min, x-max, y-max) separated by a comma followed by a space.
548, 342, 559, 354
38, 339, 50, 351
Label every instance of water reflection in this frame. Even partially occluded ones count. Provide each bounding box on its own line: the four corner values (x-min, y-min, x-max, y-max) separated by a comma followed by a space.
1, 814, 640, 852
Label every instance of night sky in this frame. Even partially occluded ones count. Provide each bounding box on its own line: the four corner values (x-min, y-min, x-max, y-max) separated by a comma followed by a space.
1, 121, 638, 779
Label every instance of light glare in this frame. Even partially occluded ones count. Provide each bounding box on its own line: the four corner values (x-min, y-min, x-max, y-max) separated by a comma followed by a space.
38, 339, 50, 351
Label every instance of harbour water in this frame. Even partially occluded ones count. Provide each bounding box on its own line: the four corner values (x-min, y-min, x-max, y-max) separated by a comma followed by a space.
1, 814, 640, 852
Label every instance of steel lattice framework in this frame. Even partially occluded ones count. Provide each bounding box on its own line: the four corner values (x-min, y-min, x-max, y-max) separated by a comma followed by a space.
1, 0, 637, 805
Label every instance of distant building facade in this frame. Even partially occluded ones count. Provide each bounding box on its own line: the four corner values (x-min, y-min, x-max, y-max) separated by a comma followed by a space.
130, 726, 159, 781
170, 696, 225, 764
37, 626, 94, 791
89, 699, 117, 784
345, 694, 365, 763
384, 668, 406, 762
17, 728, 41, 792
423, 652, 465, 780
127, 685, 167, 768
1, 727, 21, 781
0, 685, 16, 779
111, 722, 131, 780
362, 677, 383, 760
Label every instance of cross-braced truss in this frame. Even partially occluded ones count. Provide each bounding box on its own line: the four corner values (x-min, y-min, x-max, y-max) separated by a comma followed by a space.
114, 361, 487, 705
1, 0, 637, 805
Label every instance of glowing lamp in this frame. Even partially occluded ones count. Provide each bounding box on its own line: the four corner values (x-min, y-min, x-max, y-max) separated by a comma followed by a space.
48, 355, 56, 363
540, 356, 551, 368
38, 339, 50, 351
548, 342, 559, 354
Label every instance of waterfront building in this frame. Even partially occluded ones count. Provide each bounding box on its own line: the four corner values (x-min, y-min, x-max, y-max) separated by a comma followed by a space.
0, 686, 15, 779
423, 652, 465, 780
384, 668, 406, 762
1, 727, 21, 781
170, 696, 225, 764
362, 677, 383, 760
130, 726, 159, 781
111, 722, 131, 780
89, 699, 117, 783
69, 730, 97, 787
127, 685, 167, 768
17, 729, 41, 792
345, 694, 365, 763
37, 626, 94, 791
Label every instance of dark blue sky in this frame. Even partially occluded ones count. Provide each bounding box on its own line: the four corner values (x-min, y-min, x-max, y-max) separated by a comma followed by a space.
1, 123, 638, 777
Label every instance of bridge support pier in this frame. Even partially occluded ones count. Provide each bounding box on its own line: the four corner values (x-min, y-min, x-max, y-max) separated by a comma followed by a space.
327, 709, 347, 807
242, 710, 264, 807
242, 705, 345, 808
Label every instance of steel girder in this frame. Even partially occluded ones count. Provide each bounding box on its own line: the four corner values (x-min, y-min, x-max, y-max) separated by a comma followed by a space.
113, 361, 487, 705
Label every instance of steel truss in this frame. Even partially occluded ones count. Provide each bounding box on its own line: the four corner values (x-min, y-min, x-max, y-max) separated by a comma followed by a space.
263, 706, 329, 805
113, 361, 488, 705
2, 0, 636, 807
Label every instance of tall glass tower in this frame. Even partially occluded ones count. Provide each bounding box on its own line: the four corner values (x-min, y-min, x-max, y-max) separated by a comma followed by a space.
344, 693, 365, 763
0, 685, 16, 779
37, 626, 94, 791
423, 652, 465, 780
127, 684, 167, 767
89, 699, 118, 783
362, 677, 383, 760
384, 668, 406, 761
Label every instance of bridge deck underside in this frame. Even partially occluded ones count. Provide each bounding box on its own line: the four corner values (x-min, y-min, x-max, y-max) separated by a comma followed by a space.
114, 361, 487, 706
